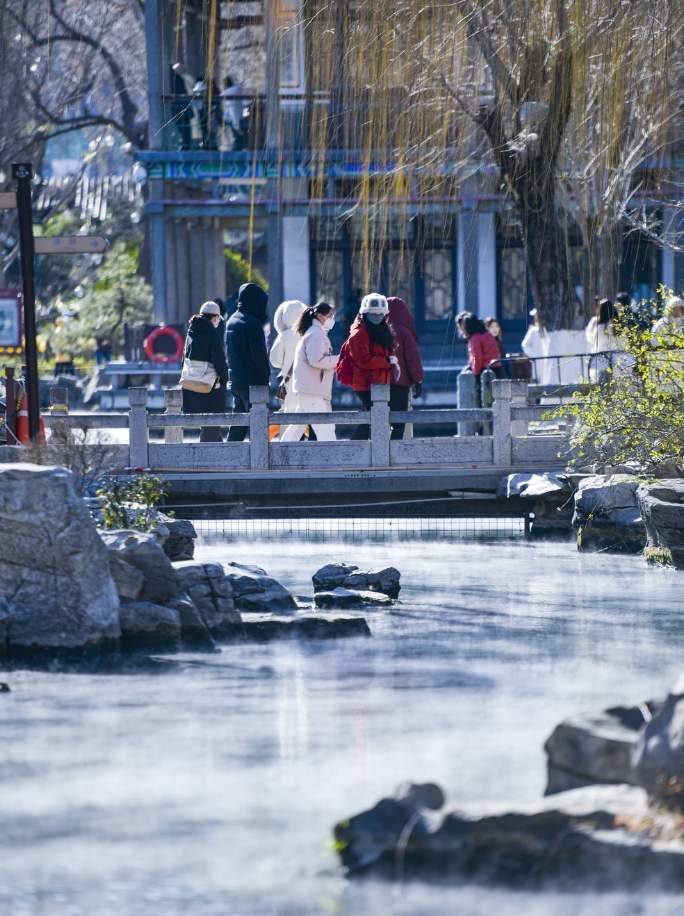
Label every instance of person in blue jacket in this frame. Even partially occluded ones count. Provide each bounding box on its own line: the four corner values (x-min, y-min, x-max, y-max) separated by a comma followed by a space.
225, 282, 270, 442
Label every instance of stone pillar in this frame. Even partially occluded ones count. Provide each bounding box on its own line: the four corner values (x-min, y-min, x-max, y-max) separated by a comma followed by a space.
370, 384, 391, 467
129, 387, 150, 469
249, 385, 270, 470
457, 209, 478, 315
164, 388, 183, 444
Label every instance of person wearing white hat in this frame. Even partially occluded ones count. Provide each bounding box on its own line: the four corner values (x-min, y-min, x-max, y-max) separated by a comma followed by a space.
181, 300, 229, 441
269, 299, 307, 413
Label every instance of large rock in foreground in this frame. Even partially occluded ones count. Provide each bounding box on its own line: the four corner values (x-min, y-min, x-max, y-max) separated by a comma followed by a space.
573, 474, 646, 553
334, 782, 684, 888
638, 480, 684, 568
0, 464, 119, 650
224, 563, 297, 613
633, 677, 684, 805
119, 600, 181, 653
312, 563, 401, 598
544, 703, 658, 795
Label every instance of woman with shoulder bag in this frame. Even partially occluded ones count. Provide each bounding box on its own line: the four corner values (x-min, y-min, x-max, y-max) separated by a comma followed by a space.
181, 300, 229, 442
280, 302, 339, 442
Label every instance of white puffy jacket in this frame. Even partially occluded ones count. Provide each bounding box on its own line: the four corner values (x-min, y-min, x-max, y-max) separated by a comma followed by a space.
291, 322, 339, 400
269, 300, 306, 384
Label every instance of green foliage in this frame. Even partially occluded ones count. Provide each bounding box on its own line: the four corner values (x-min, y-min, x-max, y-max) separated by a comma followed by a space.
97, 474, 170, 531
558, 291, 684, 473
51, 239, 152, 358
225, 248, 267, 297
644, 546, 674, 567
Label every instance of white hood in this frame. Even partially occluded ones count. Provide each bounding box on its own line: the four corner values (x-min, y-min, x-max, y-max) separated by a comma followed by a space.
274, 300, 306, 334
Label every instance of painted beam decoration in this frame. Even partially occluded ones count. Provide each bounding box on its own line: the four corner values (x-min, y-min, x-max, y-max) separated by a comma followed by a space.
0, 289, 23, 355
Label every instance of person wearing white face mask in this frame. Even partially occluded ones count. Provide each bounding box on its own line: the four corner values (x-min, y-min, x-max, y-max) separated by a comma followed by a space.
280, 301, 339, 442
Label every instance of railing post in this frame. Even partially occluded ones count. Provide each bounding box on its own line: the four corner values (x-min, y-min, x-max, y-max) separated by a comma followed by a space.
163, 388, 183, 444
249, 385, 269, 470
405, 388, 414, 441
370, 383, 390, 467
4, 367, 18, 444
49, 386, 69, 414
492, 379, 512, 467
457, 371, 478, 436
128, 387, 149, 468
479, 369, 495, 435
510, 380, 529, 438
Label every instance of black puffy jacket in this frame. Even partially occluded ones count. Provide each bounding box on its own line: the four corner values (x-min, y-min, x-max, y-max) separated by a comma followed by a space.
183, 315, 229, 385
225, 305, 271, 390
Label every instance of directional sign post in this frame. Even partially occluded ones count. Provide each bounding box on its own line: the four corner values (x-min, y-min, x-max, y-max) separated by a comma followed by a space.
9, 162, 109, 442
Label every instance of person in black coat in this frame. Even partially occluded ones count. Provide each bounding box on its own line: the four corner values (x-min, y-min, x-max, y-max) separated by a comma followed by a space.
182, 300, 229, 442
225, 282, 270, 442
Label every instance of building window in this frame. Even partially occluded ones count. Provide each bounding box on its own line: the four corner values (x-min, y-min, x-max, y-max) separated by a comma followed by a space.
424, 249, 453, 321
499, 245, 528, 322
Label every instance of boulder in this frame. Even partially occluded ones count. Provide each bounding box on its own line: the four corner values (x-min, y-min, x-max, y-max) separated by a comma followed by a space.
633, 677, 684, 805
158, 516, 197, 562
237, 613, 371, 642
314, 588, 393, 610
573, 474, 646, 553
334, 783, 684, 887
0, 464, 120, 651
164, 592, 215, 651
501, 472, 570, 500
100, 530, 181, 604
108, 553, 145, 601
638, 480, 684, 568
224, 562, 297, 613
119, 600, 181, 653
312, 563, 401, 598
174, 562, 241, 638
544, 703, 659, 795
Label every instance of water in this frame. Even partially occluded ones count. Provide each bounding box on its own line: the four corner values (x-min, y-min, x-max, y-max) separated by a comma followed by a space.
2, 534, 684, 915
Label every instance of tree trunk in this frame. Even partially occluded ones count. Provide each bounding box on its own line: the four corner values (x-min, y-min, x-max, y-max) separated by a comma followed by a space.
585, 219, 621, 315
519, 178, 576, 331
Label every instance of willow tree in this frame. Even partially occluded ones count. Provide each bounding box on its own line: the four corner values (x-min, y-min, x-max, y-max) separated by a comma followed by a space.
302, 0, 682, 330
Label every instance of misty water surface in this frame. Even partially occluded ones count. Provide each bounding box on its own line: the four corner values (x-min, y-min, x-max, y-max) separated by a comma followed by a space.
1, 532, 684, 915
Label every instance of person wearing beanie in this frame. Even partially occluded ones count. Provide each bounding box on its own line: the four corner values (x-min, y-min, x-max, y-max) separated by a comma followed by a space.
225, 282, 270, 441
345, 292, 398, 440
269, 299, 307, 412
181, 300, 229, 442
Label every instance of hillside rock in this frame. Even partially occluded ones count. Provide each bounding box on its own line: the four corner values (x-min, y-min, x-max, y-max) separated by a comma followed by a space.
174, 562, 241, 637
0, 463, 119, 650
100, 530, 181, 604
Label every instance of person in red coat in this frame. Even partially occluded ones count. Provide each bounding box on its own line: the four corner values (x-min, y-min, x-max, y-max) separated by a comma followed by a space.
347, 292, 398, 440
387, 296, 424, 439
463, 313, 502, 378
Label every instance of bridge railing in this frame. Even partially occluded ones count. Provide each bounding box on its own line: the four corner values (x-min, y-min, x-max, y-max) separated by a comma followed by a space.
37, 379, 572, 472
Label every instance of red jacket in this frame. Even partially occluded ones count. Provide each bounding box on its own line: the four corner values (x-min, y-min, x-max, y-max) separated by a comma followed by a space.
346, 317, 393, 391
468, 331, 501, 376
387, 297, 424, 388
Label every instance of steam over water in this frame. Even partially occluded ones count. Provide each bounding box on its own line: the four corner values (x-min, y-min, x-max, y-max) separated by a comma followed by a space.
2, 533, 684, 915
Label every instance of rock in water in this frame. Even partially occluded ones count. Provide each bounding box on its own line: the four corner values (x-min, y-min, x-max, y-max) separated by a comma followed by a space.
334, 783, 684, 887
638, 480, 684, 568
633, 675, 684, 805
573, 474, 646, 553
100, 530, 181, 604
312, 563, 401, 598
0, 464, 120, 650
164, 591, 216, 651
119, 600, 181, 653
313, 588, 393, 610
174, 562, 241, 638
107, 553, 145, 601
544, 703, 658, 794
224, 563, 297, 613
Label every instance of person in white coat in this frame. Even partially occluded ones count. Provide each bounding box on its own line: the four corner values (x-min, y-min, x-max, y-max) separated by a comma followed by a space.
585, 298, 623, 381
269, 299, 307, 412
280, 302, 339, 442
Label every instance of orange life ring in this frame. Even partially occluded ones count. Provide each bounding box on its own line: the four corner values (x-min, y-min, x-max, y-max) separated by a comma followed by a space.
143, 325, 184, 363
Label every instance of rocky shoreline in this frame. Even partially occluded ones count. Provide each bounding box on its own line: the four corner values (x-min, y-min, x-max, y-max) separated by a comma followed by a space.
0, 463, 404, 664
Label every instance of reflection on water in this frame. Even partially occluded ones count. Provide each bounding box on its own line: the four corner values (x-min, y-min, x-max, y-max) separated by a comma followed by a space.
2, 535, 684, 915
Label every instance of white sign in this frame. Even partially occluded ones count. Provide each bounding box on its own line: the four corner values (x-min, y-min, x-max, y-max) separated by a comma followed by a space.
0, 295, 21, 347
34, 235, 108, 254
0, 192, 16, 209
